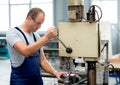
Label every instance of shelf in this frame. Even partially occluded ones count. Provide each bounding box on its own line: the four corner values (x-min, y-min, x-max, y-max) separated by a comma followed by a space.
44, 40, 59, 58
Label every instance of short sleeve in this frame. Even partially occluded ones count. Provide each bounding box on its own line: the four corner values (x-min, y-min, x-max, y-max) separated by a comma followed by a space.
6, 28, 23, 47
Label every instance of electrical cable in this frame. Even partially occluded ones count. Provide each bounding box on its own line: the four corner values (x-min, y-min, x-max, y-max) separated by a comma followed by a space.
87, 5, 102, 23
109, 64, 119, 84
98, 62, 119, 84
98, 42, 119, 83
77, 5, 102, 22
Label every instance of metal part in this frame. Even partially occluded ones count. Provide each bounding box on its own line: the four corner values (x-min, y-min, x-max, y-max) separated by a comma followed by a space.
56, 36, 67, 49
87, 61, 96, 85
56, 37, 73, 53
103, 42, 109, 85
87, 6, 96, 22
0, 37, 6, 46
58, 73, 87, 85
66, 47, 72, 53
68, 0, 84, 22
58, 22, 100, 57
57, 0, 105, 85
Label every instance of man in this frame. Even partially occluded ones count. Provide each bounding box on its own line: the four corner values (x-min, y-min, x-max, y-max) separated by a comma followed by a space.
6, 7, 64, 85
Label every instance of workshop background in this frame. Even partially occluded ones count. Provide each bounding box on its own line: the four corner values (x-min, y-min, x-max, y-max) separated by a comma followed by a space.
0, 0, 120, 85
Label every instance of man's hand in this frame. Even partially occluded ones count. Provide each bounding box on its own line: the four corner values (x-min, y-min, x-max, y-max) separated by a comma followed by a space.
44, 26, 57, 40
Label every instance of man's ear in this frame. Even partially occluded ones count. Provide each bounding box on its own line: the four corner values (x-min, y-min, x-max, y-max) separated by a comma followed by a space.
27, 16, 32, 20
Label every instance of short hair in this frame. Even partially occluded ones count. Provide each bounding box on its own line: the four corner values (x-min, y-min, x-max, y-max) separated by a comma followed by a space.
26, 7, 45, 20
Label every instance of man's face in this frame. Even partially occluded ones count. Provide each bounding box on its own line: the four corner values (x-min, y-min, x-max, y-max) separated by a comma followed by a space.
31, 13, 45, 32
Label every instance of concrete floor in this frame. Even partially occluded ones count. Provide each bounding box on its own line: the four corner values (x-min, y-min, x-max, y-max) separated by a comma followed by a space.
0, 59, 119, 85
0, 59, 10, 85
0, 59, 58, 85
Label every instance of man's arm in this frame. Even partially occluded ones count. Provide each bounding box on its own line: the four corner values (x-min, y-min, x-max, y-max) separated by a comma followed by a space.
40, 50, 64, 80
13, 27, 57, 57
13, 36, 48, 57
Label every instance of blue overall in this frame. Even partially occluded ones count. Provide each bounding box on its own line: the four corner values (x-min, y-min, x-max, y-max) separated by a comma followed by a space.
10, 27, 43, 85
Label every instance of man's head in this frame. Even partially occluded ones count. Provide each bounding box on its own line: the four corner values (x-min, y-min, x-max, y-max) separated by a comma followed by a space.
26, 7, 45, 32
26, 7, 45, 20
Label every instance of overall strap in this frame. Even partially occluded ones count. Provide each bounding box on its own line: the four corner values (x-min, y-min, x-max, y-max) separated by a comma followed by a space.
32, 32, 37, 41
15, 27, 40, 53
15, 27, 29, 45
15, 27, 37, 45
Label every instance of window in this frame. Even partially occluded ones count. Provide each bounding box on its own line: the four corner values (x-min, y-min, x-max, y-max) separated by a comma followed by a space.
11, 5, 29, 28
0, 0, 8, 4
32, 2, 53, 32
10, 0, 29, 4
0, 0, 53, 32
31, 0, 53, 3
91, 0, 118, 56
91, 0, 117, 24
0, 5, 9, 31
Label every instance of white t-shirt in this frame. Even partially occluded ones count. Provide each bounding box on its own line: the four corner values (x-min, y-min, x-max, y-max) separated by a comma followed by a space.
6, 27, 41, 67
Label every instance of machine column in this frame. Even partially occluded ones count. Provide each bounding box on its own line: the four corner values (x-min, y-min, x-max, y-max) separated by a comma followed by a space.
87, 61, 96, 85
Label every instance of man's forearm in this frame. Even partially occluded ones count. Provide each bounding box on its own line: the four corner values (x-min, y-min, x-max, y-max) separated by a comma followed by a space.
41, 59, 58, 76
22, 36, 49, 57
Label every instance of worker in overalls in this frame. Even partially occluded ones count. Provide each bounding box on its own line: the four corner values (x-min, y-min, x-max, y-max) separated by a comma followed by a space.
6, 7, 65, 85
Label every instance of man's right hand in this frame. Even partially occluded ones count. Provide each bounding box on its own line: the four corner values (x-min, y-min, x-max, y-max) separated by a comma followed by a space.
44, 26, 58, 40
